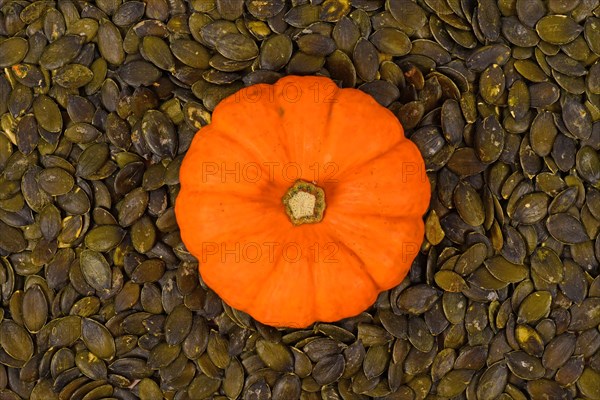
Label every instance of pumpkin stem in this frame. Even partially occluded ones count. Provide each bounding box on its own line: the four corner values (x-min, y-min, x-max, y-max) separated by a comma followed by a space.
282, 180, 326, 226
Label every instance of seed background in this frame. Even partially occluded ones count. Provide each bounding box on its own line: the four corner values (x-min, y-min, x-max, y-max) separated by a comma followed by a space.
0, 0, 600, 398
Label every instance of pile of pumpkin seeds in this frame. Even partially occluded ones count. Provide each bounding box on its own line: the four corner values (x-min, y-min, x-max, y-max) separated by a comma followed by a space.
1, 0, 600, 398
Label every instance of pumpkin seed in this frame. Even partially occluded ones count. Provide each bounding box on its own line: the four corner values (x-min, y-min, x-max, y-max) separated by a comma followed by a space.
437, 369, 474, 397
479, 64, 506, 104
546, 213, 589, 244
141, 36, 175, 71
542, 332, 576, 370
79, 250, 112, 292
22, 284, 48, 333
353, 38, 379, 82
517, 291, 552, 324
256, 339, 294, 372
215, 33, 259, 61
527, 379, 570, 399
39, 35, 83, 70
284, 4, 321, 28
388, 0, 427, 32
536, 15, 583, 44
33, 95, 63, 134
397, 284, 440, 314
485, 256, 528, 283
578, 368, 600, 400
506, 351, 546, 380
84, 225, 125, 252
164, 304, 193, 345
118, 60, 162, 87
0, 320, 34, 361
569, 298, 600, 330
475, 115, 505, 164
531, 247, 564, 283
370, 28, 411, 56
0, 38, 29, 68
476, 361, 508, 400
515, 324, 545, 357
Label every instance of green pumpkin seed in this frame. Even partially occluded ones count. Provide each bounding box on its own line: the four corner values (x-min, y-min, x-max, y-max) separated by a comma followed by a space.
39, 35, 83, 70
0, 320, 34, 361
436, 369, 473, 397
22, 284, 48, 333
256, 339, 294, 372
362, 344, 390, 379
555, 355, 584, 386
37, 167, 74, 196
515, 324, 545, 357
247, 0, 285, 19
479, 64, 505, 104
512, 192, 550, 225
517, 291, 552, 324
577, 368, 600, 400
141, 36, 175, 72
332, 16, 360, 54
388, 0, 427, 32
0, 37, 29, 68
353, 38, 379, 82
284, 4, 321, 28
79, 250, 112, 292
170, 39, 211, 69
136, 378, 162, 400
542, 332, 576, 370
506, 351, 545, 380
326, 50, 357, 88
370, 28, 411, 56
531, 247, 564, 283
320, 0, 351, 22
536, 15, 583, 44
530, 111, 557, 156
53, 64, 94, 88
141, 110, 177, 158
112, 1, 145, 26
397, 284, 439, 314
297, 34, 336, 57
434, 270, 467, 292
576, 146, 600, 184
313, 354, 345, 385
286, 52, 325, 75
476, 361, 508, 400
447, 147, 488, 176
272, 374, 301, 400
526, 379, 569, 399
546, 213, 589, 244
484, 256, 528, 283
118, 60, 162, 87
164, 304, 193, 345
98, 19, 125, 65
216, 33, 259, 61
475, 115, 505, 164
84, 225, 126, 252
453, 181, 485, 226
33, 95, 62, 134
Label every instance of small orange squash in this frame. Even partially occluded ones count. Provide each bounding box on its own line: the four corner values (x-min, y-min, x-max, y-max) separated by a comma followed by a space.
175, 75, 430, 328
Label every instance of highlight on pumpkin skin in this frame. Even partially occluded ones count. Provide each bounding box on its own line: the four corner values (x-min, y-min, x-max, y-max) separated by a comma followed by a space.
175, 75, 431, 328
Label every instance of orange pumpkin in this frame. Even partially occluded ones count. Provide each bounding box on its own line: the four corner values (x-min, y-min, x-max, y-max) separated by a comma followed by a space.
175, 75, 430, 328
